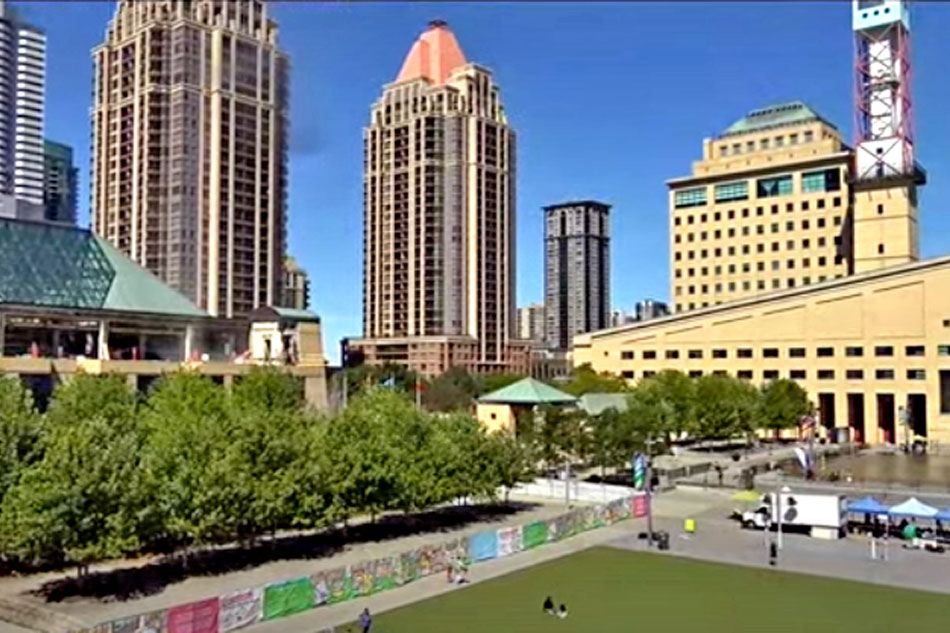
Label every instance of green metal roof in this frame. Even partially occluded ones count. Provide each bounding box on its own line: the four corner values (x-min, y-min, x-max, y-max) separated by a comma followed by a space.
721, 101, 837, 137
478, 377, 577, 405
272, 306, 320, 322
578, 393, 629, 416
0, 218, 206, 318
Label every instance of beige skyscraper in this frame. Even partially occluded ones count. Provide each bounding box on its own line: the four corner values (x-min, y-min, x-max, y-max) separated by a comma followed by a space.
346, 21, 528, 377
91, 0, 288, 317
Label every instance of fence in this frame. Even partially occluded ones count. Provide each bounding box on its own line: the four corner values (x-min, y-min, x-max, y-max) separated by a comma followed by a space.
508, 478, 635, 503
72, 493, 648, 633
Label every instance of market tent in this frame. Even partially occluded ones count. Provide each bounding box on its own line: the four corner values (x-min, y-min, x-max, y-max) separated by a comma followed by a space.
888, 497, 939, 519
847, 496, 889, 515
935, 508, 950, 522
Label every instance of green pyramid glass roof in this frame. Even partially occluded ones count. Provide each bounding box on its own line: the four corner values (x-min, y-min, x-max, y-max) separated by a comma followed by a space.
478, 377, 577, 405
721, 101, 837, 137
0, 219, 206, 318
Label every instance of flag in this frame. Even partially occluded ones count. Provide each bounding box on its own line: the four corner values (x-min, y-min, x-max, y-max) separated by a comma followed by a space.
632, 453, 646, 490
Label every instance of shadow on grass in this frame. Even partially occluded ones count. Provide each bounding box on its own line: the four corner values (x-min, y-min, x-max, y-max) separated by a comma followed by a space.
31, 502, 538, 604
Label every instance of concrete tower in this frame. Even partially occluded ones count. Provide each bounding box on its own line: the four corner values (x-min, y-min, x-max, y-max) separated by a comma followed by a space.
0, 0, 45, 219
544, 201, 610, 350
348, 21, 527, 377
852, 0, 925, 272
91, 0, 289, 317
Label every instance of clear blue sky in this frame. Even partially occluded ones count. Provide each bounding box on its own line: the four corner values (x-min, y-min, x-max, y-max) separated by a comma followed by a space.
29, 1, 950, 364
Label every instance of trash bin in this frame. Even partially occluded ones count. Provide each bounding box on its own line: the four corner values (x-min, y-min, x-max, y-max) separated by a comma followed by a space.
657, 531, 670, 551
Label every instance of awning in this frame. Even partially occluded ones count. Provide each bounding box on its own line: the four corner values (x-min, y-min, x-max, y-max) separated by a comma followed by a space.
847, 496, 889, 515
889, 497, 939, 519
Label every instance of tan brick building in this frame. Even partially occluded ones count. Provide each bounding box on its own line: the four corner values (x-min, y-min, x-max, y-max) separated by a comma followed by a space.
347, 21, 527, 377
91, 0, 288, 318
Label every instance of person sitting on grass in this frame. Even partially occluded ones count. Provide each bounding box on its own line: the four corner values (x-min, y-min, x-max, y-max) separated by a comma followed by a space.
542, 596, 554, 615
558, 604, 568, 619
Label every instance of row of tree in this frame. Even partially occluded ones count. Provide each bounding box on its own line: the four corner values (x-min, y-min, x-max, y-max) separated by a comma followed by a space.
0, 371, 532, 572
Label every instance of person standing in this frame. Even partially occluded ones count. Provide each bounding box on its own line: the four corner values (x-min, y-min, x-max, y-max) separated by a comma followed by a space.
359, 608, 372, 633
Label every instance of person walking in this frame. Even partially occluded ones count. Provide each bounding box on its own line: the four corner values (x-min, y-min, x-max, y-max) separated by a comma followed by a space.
359, 608, 372, 633
769, 540, 778, 567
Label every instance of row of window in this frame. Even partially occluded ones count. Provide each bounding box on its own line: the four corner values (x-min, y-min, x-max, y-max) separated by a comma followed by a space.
674, 169, 841, 208
619, 368, 926, 381
675, 248, 845, 264
618, 344, 948, 361
674, 197, 843, 225
675, 218, 843, 244
718, 130, 816, 157
676, 275, 833, 295
678, 255, 841, 279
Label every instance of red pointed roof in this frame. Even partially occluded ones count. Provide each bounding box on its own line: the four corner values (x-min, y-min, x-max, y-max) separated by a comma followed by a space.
396, 20, 467, 85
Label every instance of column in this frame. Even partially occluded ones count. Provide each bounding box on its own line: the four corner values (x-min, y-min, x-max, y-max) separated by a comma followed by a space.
184, 324, 194, 361
98, 320, 110, 360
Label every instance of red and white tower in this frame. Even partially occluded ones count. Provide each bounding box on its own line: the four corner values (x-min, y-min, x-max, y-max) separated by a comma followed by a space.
851, 0, 925, 272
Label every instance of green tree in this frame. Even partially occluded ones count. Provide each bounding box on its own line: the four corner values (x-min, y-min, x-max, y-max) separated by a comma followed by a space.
232, 366, 304, 413
485, 431, 535, 503
633, 370, 697, 440
324, 388, 415, 522
143, 372, 246, 544
422, 366, 478, 412
588, 407, 643, 478
0, 376, 41, 503
0, 376, 154, 571
758, 379, 812, 436
560, 364, 628, 396
694, 374, 761, 440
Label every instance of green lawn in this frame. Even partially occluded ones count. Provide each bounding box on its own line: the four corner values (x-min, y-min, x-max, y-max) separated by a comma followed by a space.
369, 547, 948, 632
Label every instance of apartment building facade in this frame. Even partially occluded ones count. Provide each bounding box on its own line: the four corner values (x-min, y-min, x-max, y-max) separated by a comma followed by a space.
91, 0, 288, 318
348, 20, 527, 377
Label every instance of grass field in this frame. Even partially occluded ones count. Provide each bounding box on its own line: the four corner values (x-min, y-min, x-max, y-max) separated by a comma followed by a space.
370, 547, 949, 632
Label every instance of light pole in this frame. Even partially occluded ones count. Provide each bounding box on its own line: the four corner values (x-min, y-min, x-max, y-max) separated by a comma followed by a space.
645, 436, 657, 546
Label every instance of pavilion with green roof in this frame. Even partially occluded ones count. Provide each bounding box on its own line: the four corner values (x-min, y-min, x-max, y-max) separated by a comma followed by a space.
476, 377, 577, 433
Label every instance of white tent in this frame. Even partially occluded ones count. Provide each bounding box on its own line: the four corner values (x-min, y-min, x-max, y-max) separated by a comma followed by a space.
888, 497, 939, 519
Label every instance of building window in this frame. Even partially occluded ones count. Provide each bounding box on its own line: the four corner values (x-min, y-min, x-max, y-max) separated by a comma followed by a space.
803, 131, 814, 142
665, 350, 679, 359
688, 370, 703, 378
941, 370, 950, 414
643, 370, 656, 379
875, 369, 895, 380
713, 349, 727, 359
875, 345, 894, 357
756, 175, 793, 198
757, 207, 764, 216
786, 203, 794, 212
771, 223, 779, 233
643, 350, 656, 359
907, 369, 926, 380
789, 347, 806, 358
790, 370, 806, 380
846, 369, 864, 380
763, 370, 779, 380
834, 196, 841, 207
802, 201, 810, 211
801, 168, 841, 193
621, 350, 634, 360
737, 370, 753, 380
817, 347, 834, 357
878, 244, 884, 255
818, 218, 826, 228
674, 187, 707, 208
803, 258, 811, 267
817, 369, 835, 380
728, 210, 735, 219
938, 344, 950, 356
790, 133, 799, 144
786, 221, 794, 231
906, 345, 925, 357
714, 181, 749, 202
763, 348, 779, 358
742, 208, 750, 218
845, 346, 863, 357
737, 348, 753, 358
621, 371, 634, 379
688, 349, 703, 359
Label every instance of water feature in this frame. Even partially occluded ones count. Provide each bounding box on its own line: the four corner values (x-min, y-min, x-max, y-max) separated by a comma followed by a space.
783, 451, 950, 491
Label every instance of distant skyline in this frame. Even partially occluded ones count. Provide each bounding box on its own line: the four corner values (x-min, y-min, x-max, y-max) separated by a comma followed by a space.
30, 1, 950, 363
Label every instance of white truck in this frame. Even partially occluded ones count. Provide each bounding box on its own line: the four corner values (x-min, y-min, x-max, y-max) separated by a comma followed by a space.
739, 492, 846, 539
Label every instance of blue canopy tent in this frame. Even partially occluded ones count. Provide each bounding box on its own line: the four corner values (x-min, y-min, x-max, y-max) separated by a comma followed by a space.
935, 508, 950, 522
847, 496, 889, 515
888, 497, 938, 519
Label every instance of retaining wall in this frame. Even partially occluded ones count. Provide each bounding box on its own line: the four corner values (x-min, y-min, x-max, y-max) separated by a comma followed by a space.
70, 494, 647, 633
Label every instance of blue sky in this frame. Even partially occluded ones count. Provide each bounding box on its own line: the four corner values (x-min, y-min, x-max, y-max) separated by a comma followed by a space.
31, 1, 950, 364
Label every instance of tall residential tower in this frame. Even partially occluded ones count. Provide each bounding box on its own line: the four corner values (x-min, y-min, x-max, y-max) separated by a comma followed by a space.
43, 140, 77, 224
0, 1, 45, 220
544, 201, 610, 350
347, 21, 527, 377
91, 0, 289, 317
